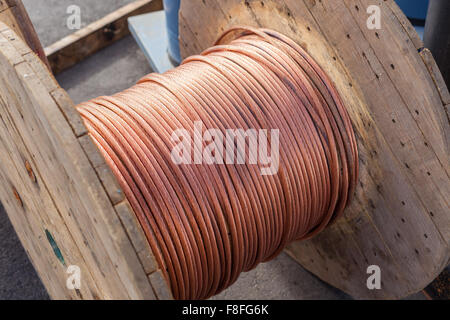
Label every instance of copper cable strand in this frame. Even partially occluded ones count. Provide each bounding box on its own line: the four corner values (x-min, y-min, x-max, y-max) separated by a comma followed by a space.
76, 27, 358, 300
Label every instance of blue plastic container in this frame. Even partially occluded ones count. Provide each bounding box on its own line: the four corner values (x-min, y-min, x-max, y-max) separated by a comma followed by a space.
163, 0, 181, 65
395, 0, 429, 21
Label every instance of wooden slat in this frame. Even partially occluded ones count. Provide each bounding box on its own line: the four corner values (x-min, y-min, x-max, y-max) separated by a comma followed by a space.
115, 200, 158, 275
45, 0, 163, 74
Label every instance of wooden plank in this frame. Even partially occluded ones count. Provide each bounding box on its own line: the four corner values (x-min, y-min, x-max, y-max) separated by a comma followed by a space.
179, 0, 450, 299
115, 200, 158, 275
45, 0, 163, 74
78, 135, 125, 205
0, 0, 50, 69
50, 88, 88, 137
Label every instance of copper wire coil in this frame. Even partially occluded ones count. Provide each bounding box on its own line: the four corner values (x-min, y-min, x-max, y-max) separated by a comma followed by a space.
76, 27, 358, 300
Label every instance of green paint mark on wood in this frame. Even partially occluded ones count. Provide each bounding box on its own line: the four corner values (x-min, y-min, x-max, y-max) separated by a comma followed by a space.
45, 229, 66, 266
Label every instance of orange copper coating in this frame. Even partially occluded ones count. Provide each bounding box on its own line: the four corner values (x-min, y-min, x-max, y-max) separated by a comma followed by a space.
76, 27, 358, 300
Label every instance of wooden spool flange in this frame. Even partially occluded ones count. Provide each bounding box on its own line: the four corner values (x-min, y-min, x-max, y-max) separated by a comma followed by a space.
0, 0, 448, 300
0, 22, 172, 300
179, 0, 450, 299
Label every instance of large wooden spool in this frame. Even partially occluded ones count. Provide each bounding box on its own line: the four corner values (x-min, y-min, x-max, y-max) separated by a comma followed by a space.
0, 0, 448, 300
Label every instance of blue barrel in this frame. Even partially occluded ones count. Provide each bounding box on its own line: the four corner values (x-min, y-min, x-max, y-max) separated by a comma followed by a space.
395, 0, 429, 21
164, 0, 181, 65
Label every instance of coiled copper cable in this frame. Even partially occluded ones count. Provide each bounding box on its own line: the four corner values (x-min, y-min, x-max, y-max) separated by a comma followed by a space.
76, 27, 358, 300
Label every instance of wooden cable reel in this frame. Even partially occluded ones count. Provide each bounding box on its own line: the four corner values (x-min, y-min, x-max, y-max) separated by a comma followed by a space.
0, 0, 448, 299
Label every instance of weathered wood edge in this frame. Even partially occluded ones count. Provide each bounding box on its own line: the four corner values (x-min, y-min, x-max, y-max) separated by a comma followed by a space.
0, 0, 50, 69
44, 0, 163, 75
